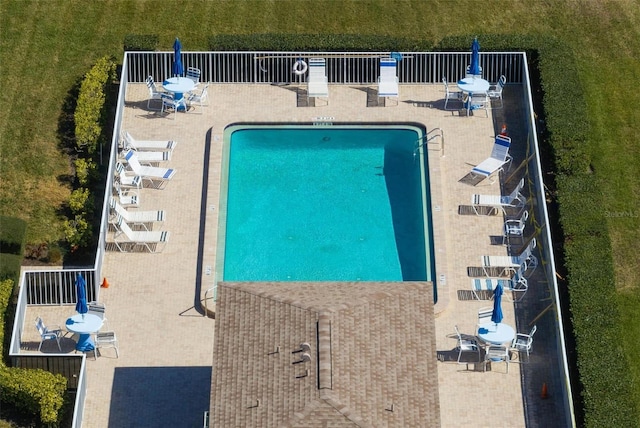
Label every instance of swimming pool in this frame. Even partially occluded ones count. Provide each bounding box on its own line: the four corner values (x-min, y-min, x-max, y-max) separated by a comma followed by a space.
217, 124, 435, 284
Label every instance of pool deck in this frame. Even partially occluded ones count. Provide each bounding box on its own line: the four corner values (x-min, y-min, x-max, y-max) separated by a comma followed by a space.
23, 83, 568, 427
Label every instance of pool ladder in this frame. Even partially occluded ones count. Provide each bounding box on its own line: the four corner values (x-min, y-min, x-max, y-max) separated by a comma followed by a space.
414, 128, 445, 158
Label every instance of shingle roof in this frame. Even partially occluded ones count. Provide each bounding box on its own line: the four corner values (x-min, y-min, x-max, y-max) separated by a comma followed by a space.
210, 281, 440, 427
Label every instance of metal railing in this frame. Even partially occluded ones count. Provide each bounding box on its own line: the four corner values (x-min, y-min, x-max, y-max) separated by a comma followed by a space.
125, 51, 525, 86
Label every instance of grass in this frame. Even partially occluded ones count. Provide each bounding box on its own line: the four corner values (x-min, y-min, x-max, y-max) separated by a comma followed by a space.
1, 0, 640, 423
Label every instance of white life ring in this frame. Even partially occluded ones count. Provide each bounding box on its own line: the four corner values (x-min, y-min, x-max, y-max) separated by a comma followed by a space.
292, 59, 308, 75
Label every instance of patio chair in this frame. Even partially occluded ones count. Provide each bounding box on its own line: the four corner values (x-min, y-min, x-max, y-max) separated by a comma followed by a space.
511, 325, 537, 362
185, 67, 201, 87
95, 331, 119, 358
161, 94, 186, 119
122, 131, 178, 153
481, 238, 538, 278
478, 307, 493, 324
377, 57, 399, 106
145, 76, 165, 110
307, 58, 329, 105
186, 83, 209, 111
114, 182, 139, 208
122, 150, 176, 189
35, 317, 62, 352
487, 75, 506, 108
503, 210, 529, 245
465, 64, 483, 78
469, 135, 512, 182
471, 271, 529, 302
109, 197, 165, 226
115, 162, 142, 189
484, 345, 510, 373
88, 301, 107, 328
112, 215, 170, 253
442, 77, 463, 110
454, 325, 481, 364
471, 178, 526, 216
467, 92, 489, 117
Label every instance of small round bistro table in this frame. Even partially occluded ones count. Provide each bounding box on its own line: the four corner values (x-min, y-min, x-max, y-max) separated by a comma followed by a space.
66, 313, 103, 352
477, 322, 515, 346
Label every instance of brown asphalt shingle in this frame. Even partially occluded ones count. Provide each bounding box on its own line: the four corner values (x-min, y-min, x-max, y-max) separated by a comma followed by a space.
211, 281, 439, 427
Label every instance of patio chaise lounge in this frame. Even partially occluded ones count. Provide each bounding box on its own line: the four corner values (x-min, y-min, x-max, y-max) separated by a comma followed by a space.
307, 58, 329, 105
480, 238, 538, 278
470, 270, 529, 302
111, 215, 169, 253
377, 57, 399, 106
471, 178, 526, 216
469, 135, 512, 182
122, 131, 177, 153
121, 150, 176, 189
109, 197, 165, 227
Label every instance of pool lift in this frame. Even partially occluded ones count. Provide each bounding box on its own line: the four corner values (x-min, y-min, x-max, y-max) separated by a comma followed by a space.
413, 128, 444, 162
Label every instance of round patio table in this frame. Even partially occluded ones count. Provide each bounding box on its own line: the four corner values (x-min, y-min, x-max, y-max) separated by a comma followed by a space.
457, 77, 490, 94
477, 322, 515, 346
66, 313, 103, 352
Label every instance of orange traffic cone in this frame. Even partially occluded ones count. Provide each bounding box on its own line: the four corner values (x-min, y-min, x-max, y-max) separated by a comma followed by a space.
500, 124, 508, 136
541, 382, 548, 399
101, 277, 109, 288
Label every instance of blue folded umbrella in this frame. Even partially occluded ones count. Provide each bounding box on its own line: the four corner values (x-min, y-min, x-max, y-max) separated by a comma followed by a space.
491, 283, 503, 324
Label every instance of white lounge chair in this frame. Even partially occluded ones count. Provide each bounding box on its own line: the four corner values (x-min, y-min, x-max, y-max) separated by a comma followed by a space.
119, 147, 171, 164
122, 131, 177, 153
471, 178, 526, 215
469, 135, 512, 182
109, 197, 165, 227
377, 57, 399, 106
307, 58, 329, 105
471, 271, 528, 302
122, 150, 176, 189
481, 238, 538, 278
112, 215, 169, 253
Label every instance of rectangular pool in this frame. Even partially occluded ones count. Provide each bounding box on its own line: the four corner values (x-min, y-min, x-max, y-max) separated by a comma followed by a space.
217, 125, 435, 283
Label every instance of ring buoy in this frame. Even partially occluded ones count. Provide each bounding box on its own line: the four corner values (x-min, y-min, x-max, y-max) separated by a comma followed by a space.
292, 59, 308, 75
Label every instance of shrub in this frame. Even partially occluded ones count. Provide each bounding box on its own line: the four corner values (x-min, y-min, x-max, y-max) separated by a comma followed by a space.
124, 34, 159, 51
74, 56, 116, 154
74, 158, 97, 186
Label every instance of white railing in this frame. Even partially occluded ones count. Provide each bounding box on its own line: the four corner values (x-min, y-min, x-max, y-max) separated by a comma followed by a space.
125, 51, 525, 86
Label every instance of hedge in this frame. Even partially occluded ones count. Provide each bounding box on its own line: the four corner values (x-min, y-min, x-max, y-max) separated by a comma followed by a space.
208, 33, 431, 52
124, 34, 159, 51
0, 216, 26, 257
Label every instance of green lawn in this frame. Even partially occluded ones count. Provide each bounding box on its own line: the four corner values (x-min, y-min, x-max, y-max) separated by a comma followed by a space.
1, 0, 640, 424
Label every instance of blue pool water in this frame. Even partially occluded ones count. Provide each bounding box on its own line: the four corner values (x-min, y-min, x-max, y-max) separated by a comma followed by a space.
219, 125, 434, 282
